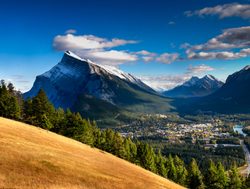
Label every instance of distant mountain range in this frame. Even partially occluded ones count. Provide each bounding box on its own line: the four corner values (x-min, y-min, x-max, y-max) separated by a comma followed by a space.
24, 51, 173, 121
24, 51, 250, 117
175, 65, 250, 114
163, 75, 224, 98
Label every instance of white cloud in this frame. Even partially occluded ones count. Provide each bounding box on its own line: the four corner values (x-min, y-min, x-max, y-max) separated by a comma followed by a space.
136, 50, 156, 56
139, 64, 214, 91
53, 33, 180, 65
185, 3, 250, 19
190, 26, 250, 51
184, 26, 250, 60
142, 56, 154, 62
156, 53, 179, 64
53, 34, 138, 51
139, 75, 190, 91
53, 33, 139, 65
186, 64, 214, 74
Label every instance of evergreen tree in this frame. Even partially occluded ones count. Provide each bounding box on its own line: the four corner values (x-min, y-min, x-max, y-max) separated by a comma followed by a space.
51, 107, 65, 133
174, 155, 188, 186
187, 158, 205, 189
93, 128, 103, 149
7, 82, 14, 94
166, 154, 177, 181
24, 89, 55, 129
0, 80, 20, 119
103, 129, 115, 153
216, 162, 229, 189
228, 164, 242, 189
137, 142, 156, 172
127, 138, 137, 163
23, 98, 34, 123
112, 132, 126, 158
155, 150, 167, 177
74, 116, 95, 146
205, 160, 219, 189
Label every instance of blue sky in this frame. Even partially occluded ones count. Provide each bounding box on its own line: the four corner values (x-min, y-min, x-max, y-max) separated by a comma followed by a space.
0, 0, 250, 91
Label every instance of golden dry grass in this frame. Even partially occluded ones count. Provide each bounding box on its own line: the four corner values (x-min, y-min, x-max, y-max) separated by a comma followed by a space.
0, 117, 185, 189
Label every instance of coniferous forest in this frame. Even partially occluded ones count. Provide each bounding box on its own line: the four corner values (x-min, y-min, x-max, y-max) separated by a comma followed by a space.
1, 80, 250, 189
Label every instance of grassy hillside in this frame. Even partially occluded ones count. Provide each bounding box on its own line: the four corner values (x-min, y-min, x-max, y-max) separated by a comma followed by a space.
0, 117, 185, 189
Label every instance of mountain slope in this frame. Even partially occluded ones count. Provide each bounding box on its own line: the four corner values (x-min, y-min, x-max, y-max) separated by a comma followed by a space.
0, 117, 184, 189
24, 51, 173, 120
175, 66, 250, 114
163, 75, 223, 98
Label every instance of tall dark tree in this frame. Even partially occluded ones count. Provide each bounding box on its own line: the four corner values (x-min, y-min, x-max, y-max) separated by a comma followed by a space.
228, 164, 242, 189
155, 150, 167, 177
174, 155, 188, 186
216, 162, 229, 189
112, 132, 126, 158
0, 80, 20, 119
137, 142, 156, 173
205, 160, 218, 189
166, 154, 177, 181
23, 89, 55, 129
187, 159, 205, 189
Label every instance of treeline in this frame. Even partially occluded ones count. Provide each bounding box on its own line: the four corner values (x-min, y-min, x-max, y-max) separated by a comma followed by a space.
0, 80, 250, 188
160, 143, 245, 171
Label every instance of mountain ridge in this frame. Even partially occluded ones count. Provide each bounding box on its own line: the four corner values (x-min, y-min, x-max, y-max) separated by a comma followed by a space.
175, 65, 250, 114
163, 75, 224, 98
24, 51, 173, 122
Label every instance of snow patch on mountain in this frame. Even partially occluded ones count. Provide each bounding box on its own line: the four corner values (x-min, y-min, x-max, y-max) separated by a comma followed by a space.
64, 51, 150, 90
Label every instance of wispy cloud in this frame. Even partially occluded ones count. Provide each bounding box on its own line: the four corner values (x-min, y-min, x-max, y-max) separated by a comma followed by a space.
185, 3, 250, 19
53, 34, 137, 51
6, 75, 31, 92
189, 26, 250, 51
53, 33, 139, 65
156, 53, 179, 64
139, 64, 214, 91
183, 26, 250, 60
186, 64, 214, 74
53, 31, 180, 65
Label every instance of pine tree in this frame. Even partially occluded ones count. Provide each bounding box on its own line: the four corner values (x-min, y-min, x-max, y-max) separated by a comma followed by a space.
137, 142, 156, 172
24, 89, 55, 129
228, 163, 242, 189
187, 158, 205, 189
23, 98, 34, 124
51, 107, 65, 133
174, 155, 188, 186
166, 154, 177, 181
127, 138, 137, 163
0, 80, 20, 119
205, 160, 219, 189
103, 129, 115, 153
7, 82, 14, 94
83, 119, 95, 146
112, 132, 126, 158
155, 150, 167, 177
123, 138, 131, 161
93, 128, 103, 148
216, 162, 229, 189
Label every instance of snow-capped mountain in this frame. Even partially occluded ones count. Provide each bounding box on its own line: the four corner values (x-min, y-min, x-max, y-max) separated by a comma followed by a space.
175, 65, 250, 114
24, 51, 171, 119
163, 75, 224, 98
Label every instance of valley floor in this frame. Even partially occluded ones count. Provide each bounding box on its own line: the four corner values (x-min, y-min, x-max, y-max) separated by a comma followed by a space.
0, 117, 184, 189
